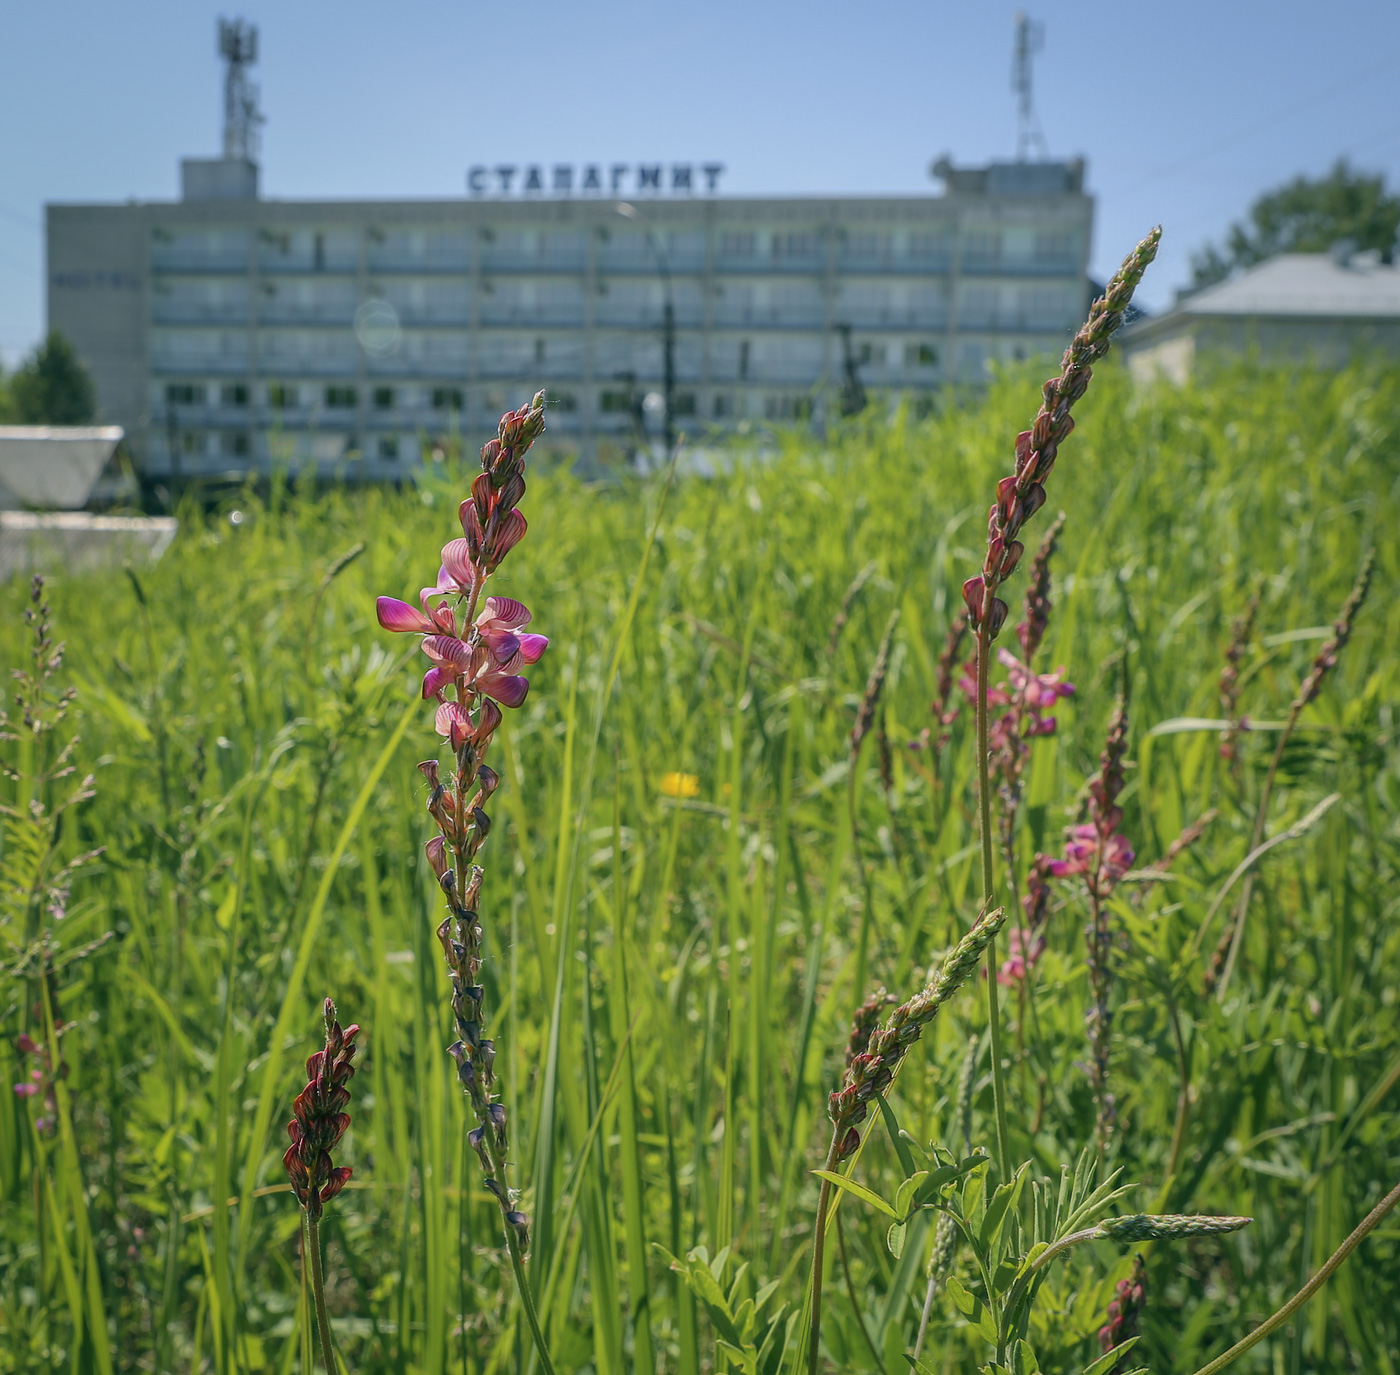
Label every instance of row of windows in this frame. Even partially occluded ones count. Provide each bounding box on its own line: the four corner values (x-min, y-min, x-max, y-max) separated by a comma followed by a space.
149, 224, 1083, 272
163, 366, 972, 453
163, 389, 805, 455
157, 330, 946, 414
164, 381, 468, 411
144, 282, 1080, 341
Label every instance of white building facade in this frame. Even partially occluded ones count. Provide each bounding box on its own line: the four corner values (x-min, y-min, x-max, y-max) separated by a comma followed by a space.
48, 158, 1093, 478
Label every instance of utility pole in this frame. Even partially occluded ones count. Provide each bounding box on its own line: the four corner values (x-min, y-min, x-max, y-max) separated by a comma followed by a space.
662, 294, 675, 452
834, 323, 866, 417
617, 202, 675, 454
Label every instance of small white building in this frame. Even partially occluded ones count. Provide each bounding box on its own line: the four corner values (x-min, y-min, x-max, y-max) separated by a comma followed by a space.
1121, 248, 1400, 383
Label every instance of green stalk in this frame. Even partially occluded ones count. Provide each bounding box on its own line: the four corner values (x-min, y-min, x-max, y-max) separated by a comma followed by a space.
805, 1137, 842, 1375
305, 1213, 338, 1374
1186, 1178, 1400, 1375
507, 1232, 558, 1375
976, 625, 1012, 1178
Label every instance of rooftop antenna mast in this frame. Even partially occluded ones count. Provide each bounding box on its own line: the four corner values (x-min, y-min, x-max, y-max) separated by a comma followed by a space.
1011, 12, 1049, 162
218, 18, 264, 162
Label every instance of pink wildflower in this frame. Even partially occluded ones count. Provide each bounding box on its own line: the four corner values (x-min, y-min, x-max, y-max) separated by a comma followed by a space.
376, 392, 548, 1262
996, 927, 1047, 986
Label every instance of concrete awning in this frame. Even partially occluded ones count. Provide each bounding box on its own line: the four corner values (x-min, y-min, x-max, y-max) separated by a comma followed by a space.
0, 426, 125, 510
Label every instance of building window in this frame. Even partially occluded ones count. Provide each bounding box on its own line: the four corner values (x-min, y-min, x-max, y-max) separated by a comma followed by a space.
220, 431, 250, 457
773, 232, 819, 258
221, 383, 249, 407
672, 392, 696, 417
314, 232, 326, 270
712, 393, 733, 418
964, 231, 1002, 265
1033, 231, 1074, 263
856, 341, 879, 366
267, 383, 298, 408
600, 390, 634, 414
432, 387, 464, 410
719, 231, 755, 256
908, 231, 951, 259
738, 339, 750, 380
179, 431, 204, 455
845, 232, 890, 259
166, 383, 205, 406
763, 394, 813, 420
551, 390, 577, 412
534, 337, 546, 364
378, 436, 400, 460
905, 342, 939, 367
325, 386, 357, 408
373, 386, 395, 409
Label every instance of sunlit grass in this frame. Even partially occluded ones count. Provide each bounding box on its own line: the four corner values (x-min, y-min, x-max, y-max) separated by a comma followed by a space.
2, 357, 1398, 1374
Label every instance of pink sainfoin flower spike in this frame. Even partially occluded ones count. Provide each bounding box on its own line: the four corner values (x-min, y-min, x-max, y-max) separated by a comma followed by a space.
375, 391, 548, 1258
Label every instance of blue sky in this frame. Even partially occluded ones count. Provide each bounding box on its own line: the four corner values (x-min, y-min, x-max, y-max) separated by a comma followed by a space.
3, 0, 1399, 364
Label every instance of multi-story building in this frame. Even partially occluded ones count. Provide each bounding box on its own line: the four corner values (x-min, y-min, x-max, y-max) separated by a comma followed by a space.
48, 153, 1093, 478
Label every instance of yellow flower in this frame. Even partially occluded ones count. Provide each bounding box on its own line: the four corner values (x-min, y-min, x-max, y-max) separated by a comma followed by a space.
659, 771, 700, 799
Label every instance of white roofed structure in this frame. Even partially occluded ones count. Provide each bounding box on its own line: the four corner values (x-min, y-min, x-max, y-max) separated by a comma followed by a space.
1120, 249, 1400, 383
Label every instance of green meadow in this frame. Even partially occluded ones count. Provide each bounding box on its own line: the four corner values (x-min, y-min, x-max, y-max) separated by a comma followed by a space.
2, 358, 1398, 1374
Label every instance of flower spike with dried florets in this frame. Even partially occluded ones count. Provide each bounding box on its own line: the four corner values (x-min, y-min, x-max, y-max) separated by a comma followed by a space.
283, 998, 359, 1222
375, 392, 548, 1268
962, 230, 1160, 640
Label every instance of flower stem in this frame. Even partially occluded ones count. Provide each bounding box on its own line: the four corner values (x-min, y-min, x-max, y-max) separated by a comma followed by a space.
306, 1213, 338, 1374
1213, 705, 1293, 998
805, 1135, 841, 1375
506, 1228, 558, 1375
1185, 1177, 1400, 1375
976, 625, 1012, 1178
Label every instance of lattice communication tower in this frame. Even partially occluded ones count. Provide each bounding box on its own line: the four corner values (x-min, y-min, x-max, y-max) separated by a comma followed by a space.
218, 18, 264, 162
1011, 12, 1049, 162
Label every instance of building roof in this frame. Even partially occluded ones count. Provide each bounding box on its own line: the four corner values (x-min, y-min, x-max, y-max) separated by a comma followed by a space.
1172, 250, 1400, 320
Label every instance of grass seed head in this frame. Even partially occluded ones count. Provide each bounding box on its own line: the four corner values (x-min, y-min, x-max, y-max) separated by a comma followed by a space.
828, 907, 1007, 1160
1296, 548, 1375, 710
1098, 1213, 1252, 1243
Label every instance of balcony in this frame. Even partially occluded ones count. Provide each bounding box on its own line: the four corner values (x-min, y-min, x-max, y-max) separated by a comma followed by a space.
257, 305, 358, 326
151, 301, 250, 325
151, 230, 251, 272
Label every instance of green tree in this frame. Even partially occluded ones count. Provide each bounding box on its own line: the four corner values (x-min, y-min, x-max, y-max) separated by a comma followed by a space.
1191, 158, 1400, 287
9, 331, 97, 425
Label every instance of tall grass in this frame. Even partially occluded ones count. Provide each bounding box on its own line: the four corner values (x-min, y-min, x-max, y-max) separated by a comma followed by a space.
2, 358, 1398, 1373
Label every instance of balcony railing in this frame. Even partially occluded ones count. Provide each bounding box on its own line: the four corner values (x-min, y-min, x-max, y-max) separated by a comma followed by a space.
151, 302, 249, 324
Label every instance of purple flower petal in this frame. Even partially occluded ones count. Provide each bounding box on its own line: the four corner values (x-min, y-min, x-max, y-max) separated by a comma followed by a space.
494, 510, 527, 559
422, 667, 451, 700
517, 633, 548, 664
482, 629, 522, 664
476, 698, 503, 739
423, 635, 473, 672
440, 539, 476, 590
481, 596, 531, 630
484, 674, 529, 709
435, 700, 471, 747
377, 597, 435, 634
